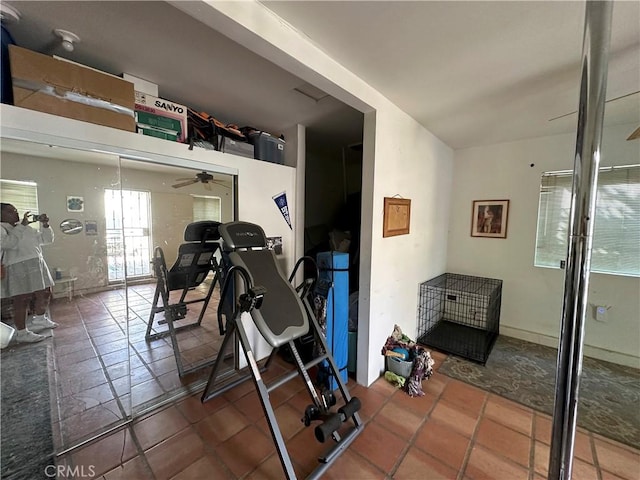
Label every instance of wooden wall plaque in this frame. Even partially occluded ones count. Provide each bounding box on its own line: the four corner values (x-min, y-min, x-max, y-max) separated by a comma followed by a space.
383, 197, 411, 237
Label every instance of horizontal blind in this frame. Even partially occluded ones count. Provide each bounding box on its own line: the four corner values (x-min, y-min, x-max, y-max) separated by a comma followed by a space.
192, 195, 221, 222
535, 165, 640, 276
0, 179, 39, 217
592, 166, 640, 275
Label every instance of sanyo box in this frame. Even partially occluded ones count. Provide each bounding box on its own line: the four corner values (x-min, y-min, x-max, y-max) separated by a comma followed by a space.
134, 91, 187, 142
8, 45, 135, 132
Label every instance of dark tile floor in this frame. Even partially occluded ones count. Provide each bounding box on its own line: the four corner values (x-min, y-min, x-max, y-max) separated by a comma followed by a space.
48, 282, 224, 450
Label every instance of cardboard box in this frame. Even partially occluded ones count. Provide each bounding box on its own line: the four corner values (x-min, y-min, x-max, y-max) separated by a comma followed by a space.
9, 45, 135, 132
122, 73, 158, 96
134, 91, 187, 142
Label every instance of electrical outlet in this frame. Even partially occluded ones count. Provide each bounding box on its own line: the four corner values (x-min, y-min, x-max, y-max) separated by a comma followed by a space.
594, 305, 609, 322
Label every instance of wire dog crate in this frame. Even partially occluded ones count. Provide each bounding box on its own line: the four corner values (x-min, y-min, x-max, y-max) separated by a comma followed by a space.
417, 273, 502, 364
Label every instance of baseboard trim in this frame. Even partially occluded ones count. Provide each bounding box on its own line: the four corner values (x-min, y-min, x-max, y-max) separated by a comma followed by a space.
500, 326, 640, 369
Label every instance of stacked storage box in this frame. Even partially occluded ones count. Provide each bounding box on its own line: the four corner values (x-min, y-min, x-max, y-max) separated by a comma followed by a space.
219, 136, 254, 159
134, 91, 187, 142
249, 131, 285, 164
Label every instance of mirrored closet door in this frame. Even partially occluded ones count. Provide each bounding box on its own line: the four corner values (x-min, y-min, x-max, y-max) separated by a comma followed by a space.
118, 157, 236, 416
0, 140, 130, 464
0, 138, 237, 477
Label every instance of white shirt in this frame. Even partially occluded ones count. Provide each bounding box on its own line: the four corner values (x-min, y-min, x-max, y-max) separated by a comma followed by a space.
0, 222, 54, 265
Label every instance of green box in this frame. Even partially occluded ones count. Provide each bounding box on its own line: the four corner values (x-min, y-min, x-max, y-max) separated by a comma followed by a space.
135, 111, 181, 142
137, 125, 178, 142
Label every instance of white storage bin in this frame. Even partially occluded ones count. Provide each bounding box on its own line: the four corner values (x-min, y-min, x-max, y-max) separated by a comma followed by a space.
1, 322, 15, 348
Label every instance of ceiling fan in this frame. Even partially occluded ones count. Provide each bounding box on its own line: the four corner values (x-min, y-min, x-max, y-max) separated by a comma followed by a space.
171, 171, 230, 189
548, 90, 639, 141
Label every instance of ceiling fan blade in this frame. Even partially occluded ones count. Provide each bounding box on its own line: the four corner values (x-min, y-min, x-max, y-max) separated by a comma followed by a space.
174, 176, 196, 181
549, 90, 640, 122
627, 126, 640, 141
172, 179, 199, 188
212, 180, 231, 189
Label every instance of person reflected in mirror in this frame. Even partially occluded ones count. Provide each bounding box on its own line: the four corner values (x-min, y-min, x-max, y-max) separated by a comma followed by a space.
0, 203, 58, 344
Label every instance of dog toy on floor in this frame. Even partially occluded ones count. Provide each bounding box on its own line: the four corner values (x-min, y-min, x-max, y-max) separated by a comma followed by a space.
405, 348, 435, 397
384, 370, 406, 389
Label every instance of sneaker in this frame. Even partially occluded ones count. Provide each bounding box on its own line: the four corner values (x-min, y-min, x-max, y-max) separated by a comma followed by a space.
27, 314, 59, 333
14, 329, 46, 344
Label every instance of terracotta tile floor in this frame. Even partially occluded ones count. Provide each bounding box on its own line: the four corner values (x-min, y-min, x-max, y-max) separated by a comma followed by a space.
57, 347, 640, 479
5, 283, 634, 478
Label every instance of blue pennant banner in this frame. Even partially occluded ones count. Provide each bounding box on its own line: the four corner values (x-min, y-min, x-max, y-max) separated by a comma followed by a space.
273, 191, 292, 229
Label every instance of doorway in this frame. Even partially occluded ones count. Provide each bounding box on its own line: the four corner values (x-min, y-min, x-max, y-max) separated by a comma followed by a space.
104, 188, 152, 282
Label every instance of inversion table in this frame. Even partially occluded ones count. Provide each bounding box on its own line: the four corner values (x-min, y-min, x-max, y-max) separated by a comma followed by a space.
201, 221, 364, 479
145, 221, 224, 376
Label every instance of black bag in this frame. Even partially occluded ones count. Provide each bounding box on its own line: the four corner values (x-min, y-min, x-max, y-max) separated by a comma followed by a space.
187, 109, 247, 150
187, 108, 218, 150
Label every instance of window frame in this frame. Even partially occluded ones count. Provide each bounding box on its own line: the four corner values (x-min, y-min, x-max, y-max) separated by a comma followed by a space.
191, 194, 222, 223
0, 179, 39, 218
534, 164, 640, 278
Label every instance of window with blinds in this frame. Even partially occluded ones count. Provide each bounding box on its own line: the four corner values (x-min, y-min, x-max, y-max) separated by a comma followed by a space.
0, 179, 39, 217
535, 164, 640, 277
192, 195, 221, 222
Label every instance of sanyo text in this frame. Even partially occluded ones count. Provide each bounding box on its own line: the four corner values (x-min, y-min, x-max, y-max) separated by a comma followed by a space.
154, 100, 184, 113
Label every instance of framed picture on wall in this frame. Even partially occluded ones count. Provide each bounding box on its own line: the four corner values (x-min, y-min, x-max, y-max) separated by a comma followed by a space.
85, 220, 98, 235
383, 197, 411, 237
471, 199, 510, 238
67, 196, 84, 212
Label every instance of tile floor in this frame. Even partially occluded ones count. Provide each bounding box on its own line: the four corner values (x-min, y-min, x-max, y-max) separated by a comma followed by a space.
56, 347, 640, 479
4, 284, 639, 479
47, 281, 225, 450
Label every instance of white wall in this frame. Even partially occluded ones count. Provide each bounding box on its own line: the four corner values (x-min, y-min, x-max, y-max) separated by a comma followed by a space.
362, 109, 454, 383
174, 1, 456, 385
172, 0, 455, 385
1, 150, 236, 293
448, 123, 640, 367
236, 160, 297, 273
2, 152, 121, 291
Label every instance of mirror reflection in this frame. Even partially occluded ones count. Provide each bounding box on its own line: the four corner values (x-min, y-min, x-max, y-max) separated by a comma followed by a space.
0, 139, 235, 460
0, 144, 126, 457
118, 158, 235, 413
59, 219, 83, 235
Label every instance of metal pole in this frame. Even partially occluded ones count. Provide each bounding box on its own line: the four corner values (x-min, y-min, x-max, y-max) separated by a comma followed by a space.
548, 2, 612, 479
